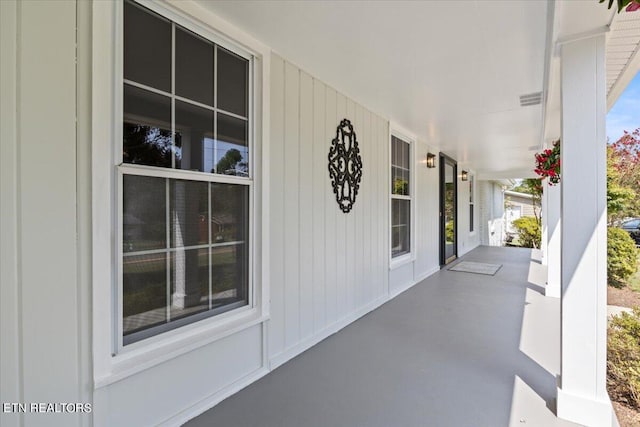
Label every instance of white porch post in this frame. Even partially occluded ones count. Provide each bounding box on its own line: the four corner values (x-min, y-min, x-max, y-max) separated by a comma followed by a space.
556, 34, 612, 426
545, 182, 561, 298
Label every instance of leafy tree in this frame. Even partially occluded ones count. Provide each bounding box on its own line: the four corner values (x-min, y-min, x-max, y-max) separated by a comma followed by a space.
215, 149, 243, 175
123, 124, 173, 167
511, 178, 542, 225
608, 129, 640, 223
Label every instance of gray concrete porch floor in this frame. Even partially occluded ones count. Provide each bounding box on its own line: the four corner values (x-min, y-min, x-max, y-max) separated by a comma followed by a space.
185, 246, 579, 427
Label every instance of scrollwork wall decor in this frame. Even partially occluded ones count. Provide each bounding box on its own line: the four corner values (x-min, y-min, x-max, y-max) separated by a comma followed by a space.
328, 118, 363, 213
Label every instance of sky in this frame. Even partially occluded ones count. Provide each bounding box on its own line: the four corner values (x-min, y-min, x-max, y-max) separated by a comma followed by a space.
607, 70, 640, 143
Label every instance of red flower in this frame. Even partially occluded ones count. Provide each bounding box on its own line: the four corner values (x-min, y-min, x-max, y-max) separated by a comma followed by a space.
627, 1, 640, 12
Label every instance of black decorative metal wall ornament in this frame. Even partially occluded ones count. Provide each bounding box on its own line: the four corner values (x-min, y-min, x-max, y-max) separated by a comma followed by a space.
328, 118, 363, 213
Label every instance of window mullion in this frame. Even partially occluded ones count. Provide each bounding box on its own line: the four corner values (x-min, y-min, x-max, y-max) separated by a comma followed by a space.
208, 182, 212, 310
165, 178, 171, 323
171, 23, 176, 170
214, 45, 218, 173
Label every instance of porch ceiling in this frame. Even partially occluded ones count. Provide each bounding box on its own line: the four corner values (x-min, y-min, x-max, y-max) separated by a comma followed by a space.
197, 0, 548, 176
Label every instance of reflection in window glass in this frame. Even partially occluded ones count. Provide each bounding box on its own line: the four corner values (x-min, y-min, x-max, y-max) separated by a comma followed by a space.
391, 135, 411, 259
217, 46, 248, 117
124, 0, 171, 92
170, 248, 210, 321
123, 253, 167, 335
121, 1, 252, 345
175, 101, 215, 173
216, 114, 249, 176
212, 244, 247, 308
170, 180, 208, 248
392, 199, 410, 257
211, 183, 249, 243
175, 27, 214, 107
391, 136, 410, 195
123, 85, 173, 167
121, 177, 249, 342
123, 175, 166, 252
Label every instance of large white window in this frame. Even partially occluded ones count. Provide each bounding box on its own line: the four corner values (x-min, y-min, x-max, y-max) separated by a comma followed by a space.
120, 0, 253, 345
390, 135, 412, 260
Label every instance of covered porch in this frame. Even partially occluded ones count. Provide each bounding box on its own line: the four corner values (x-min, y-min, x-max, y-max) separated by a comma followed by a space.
187, 246, 576, 427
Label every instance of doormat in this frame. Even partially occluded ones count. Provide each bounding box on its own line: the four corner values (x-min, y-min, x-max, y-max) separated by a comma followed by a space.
448, 261, 502, 276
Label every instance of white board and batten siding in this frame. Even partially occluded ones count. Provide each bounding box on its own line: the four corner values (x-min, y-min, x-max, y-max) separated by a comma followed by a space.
268, 54, 390, 366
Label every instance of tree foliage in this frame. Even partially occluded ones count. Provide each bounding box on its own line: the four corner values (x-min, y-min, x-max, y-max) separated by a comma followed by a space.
512, 216, 541, 249
215, 149, 244, 175
608, 128, 640, 223
511, 178, 543, 224
608, 308, 640, 410
608, 227, 639, 287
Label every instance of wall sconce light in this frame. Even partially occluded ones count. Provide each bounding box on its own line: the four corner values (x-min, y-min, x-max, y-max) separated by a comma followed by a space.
461, 170, 469, 181
426, 153, 436, 168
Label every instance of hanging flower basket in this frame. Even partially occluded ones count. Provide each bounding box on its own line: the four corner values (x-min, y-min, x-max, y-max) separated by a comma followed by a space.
534, 140, 561, 186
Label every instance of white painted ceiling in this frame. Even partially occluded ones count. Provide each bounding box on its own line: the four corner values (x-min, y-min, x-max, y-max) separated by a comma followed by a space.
197, 1, 550, 176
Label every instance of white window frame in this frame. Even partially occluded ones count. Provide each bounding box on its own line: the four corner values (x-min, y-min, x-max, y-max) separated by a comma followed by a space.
91, 0, 271, 388
389, 126, 417, 270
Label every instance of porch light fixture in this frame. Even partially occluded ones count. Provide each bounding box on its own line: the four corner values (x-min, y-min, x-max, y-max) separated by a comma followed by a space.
461, 170, 469, 181
426, 153, 436, 168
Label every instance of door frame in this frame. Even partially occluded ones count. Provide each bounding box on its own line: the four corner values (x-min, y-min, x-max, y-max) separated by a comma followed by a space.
440, 153, 458, 266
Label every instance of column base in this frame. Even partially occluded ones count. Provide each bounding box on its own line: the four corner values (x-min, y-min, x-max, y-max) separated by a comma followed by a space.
171, 293, 202, 309
545, 282, 560, 298
557, 388, 616, 427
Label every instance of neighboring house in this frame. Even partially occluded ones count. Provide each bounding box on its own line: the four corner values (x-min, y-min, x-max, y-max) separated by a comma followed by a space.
2, 1, 637, 427
504, 189, 541, 236
478, 180, 514, 247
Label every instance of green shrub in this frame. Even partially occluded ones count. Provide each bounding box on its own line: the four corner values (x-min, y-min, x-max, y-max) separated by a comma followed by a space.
445, 220, 454, 244
608, 308, 640, 409
608, 227, 639, 287
512, 216, 541, 248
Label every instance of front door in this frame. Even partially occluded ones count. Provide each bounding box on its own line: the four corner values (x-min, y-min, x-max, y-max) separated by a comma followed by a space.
440, 155, 457, 265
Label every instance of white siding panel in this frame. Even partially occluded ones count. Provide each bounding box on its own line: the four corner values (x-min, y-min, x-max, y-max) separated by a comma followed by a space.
268, 54, 390, 365
283, 62, 301, 349
414, 142, 440, 279
312, 80, 327, 332
362, 109, 374, 304
96, 325, 263, 427
0, 2, 20, 426
346, 98, 356, 313
336, 93, 347, 320
355, 104, 366, 307
380, 118, 391, 296
269, 55, 286, 357
299, 71, 314, 340
325, 87, 338, 325
17, 3, 82, 426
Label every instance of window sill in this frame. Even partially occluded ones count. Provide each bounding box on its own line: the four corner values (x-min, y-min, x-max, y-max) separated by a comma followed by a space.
95, 307, 268, 389
390, 253, 413, 270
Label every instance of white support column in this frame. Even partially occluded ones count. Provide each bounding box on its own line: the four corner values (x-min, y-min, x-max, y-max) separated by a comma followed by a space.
556, 34, 612, 427
545, 182, 561, 298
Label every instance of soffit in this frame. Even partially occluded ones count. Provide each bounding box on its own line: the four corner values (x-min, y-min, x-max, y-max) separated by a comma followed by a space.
606, 9, 640, 109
